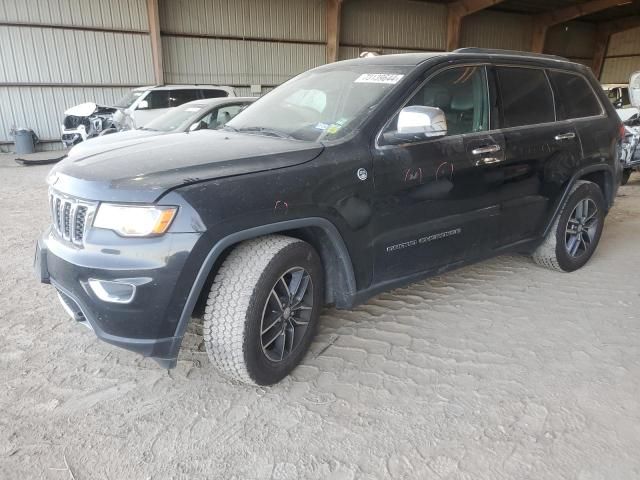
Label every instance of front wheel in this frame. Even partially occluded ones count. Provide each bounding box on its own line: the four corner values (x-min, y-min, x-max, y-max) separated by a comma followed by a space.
203, 235, 324, 385
621, 169, 632, 186
532, 180, 605, 272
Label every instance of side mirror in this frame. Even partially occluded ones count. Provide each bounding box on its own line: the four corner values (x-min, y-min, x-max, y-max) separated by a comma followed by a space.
630, 71, 640, 108
382, 106, 447, 145
398, 106, 447, 136
189, 120, 208, 132
137, 100, 149, 110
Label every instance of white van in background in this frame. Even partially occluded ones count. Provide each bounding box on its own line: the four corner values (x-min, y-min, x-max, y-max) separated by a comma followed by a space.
112, 85, 236, 129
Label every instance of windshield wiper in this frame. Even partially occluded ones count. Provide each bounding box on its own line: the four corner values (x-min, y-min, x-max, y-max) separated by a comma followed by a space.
235, 127, 294, 139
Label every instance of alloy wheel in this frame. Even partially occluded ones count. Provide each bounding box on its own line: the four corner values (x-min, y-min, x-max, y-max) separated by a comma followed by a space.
260, 267, 314, 362
565, 198, 599, 258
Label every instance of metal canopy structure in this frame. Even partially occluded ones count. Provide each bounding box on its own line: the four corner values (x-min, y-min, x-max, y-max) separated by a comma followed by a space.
1, 0, 639, 151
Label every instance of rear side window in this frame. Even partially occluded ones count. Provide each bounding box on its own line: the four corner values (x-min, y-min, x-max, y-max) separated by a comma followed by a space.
169, 89, 200, 107
495, 67, 555, 128
200, 89, 228, 99
548, 71, 602, 119
144, 90, 170, 109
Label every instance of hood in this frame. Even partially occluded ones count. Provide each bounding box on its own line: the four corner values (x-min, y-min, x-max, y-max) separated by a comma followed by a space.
64, 102, 98, 117
49, 129, 324, 203
63, 102, 118, 118
67, 129, 161, 157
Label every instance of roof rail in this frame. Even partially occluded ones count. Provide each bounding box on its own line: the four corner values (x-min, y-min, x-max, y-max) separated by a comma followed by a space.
454, 48, 569, 62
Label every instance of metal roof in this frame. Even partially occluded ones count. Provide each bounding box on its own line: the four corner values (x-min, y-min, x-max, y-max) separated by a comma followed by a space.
422, 0, 640, 23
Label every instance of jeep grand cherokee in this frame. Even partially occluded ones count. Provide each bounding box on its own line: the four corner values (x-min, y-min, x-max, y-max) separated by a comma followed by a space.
36, 49, 622, 385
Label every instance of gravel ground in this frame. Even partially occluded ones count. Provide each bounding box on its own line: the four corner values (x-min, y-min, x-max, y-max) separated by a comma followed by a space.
1, 162, 639, 480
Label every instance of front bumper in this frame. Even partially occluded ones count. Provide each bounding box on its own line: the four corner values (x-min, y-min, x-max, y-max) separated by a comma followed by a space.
36, 227, 203, 368
60, 126, 88, 148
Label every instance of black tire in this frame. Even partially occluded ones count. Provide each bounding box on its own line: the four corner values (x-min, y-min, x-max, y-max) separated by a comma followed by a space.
532, 180, 605, 272
621, 169, 632, 186
203, 235, 324, 385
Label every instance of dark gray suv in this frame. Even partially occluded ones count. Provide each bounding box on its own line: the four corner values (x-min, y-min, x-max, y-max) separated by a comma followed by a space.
36, 49, 622, 385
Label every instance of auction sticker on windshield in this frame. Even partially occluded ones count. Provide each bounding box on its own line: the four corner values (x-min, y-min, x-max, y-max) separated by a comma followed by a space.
354, 73, 404, 84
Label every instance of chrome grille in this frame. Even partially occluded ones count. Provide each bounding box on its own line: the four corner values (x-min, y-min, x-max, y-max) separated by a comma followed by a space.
49, 190, 96, 246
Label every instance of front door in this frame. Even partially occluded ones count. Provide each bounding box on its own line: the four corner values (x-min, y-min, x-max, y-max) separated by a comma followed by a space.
371, 65, 504, 283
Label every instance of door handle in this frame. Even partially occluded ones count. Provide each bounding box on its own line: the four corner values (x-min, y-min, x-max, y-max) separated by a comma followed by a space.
471, 145, 501, 155
475, 157, 502, 166
554, 132, 576, 141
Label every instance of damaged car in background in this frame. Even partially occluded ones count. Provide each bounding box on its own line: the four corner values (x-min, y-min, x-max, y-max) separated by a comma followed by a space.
60, 85, 236, 147
620, 70, 640, 185
67, 97, 255, 157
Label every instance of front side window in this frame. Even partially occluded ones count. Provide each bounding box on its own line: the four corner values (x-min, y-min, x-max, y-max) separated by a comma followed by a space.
382, 65, 489, 141
495, 66, 555, 128
115, 90, 145, 109
200, 104, 246, 129
549, 71, 602, 119
226, 65, 411, 142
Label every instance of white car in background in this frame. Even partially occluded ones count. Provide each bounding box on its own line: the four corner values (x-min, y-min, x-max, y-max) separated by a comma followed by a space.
602, 83, 638, 121
61, 85, 236, 147
66, 97, 255, 158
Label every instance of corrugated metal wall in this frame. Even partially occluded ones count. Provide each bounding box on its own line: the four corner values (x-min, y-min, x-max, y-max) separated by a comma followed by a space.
160, 0, 326, 91
0, 0, 148, 30
0, 0, 152, 151
339, 0, 446, 57
601, 27, 640, 84
545, 21, 595, 66
460, 10, 532, 51
2, 0, 635, 152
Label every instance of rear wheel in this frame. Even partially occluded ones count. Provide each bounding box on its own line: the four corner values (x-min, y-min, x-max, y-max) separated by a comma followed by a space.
203, 235, 324, 385
532, 180, 605, 272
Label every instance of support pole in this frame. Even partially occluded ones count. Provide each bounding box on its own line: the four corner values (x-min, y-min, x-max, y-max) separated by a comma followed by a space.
147, 0, 164, 84
326, 0, 342, 63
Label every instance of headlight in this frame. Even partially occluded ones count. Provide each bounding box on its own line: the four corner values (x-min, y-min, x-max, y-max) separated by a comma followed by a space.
93, 204, 177, 237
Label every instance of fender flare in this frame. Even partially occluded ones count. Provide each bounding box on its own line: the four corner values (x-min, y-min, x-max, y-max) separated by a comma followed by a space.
542, 163, 615, 238
173, 217, 357, 341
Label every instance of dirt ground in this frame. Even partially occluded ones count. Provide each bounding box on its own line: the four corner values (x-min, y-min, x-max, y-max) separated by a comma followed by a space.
1, 161, 639, 480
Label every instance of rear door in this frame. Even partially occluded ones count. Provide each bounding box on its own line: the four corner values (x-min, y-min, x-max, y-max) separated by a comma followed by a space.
492, 65, 582, 246
547, 69, 612, 166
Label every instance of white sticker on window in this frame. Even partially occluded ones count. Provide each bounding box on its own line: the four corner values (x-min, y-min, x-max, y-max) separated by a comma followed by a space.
354, 73, 404, 84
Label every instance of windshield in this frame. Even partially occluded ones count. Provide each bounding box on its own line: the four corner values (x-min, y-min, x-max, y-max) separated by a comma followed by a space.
143, 103, 208, 132
227, 65, 411, 142
115, 90, 145, 109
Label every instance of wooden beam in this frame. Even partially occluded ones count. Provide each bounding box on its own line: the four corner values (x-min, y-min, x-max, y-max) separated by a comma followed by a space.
446, 0, 505, 51
326, 0, 342, 63
592, 27, 610, 80
592, 16, 640, 79
147, 0, 163, 84
531, 0, 625, 53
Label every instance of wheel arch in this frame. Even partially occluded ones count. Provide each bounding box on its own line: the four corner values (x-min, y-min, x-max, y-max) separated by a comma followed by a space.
542, 164, 614, 238
175, 217, 357, 341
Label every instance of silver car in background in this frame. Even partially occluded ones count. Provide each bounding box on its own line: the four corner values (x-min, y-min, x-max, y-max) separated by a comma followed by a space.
67, 97, 255, 157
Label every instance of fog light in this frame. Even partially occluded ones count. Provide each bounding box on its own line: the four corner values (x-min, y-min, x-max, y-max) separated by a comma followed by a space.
88, 279, 136, 304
